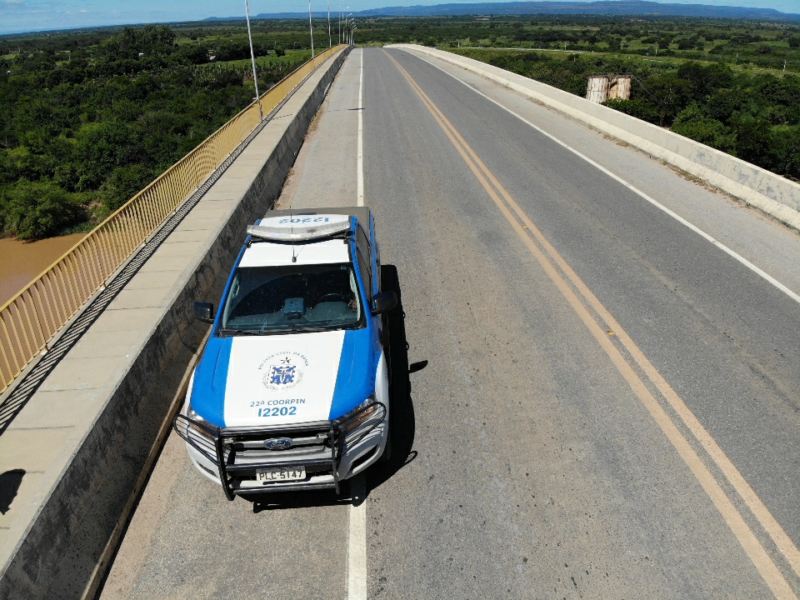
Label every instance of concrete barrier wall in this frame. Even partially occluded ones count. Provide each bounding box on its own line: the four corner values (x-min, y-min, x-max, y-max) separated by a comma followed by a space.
392, 44, 800, 231
0, 48, 349, 600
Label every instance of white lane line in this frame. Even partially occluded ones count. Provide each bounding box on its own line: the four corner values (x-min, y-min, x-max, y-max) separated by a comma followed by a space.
347, 476, 368, 600
356, 49, 365, 207
407, 50, 800, 307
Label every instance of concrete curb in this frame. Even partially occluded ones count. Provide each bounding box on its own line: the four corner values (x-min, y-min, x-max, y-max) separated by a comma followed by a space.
0, 47, 350, 600
390, 44, 800, 232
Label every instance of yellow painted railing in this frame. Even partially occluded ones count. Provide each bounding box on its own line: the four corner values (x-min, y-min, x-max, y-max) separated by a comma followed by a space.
0, 45, 346, 394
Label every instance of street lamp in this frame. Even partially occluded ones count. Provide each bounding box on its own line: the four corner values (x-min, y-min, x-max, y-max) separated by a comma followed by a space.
345, 16, 355, 45
244, 0, 263, 120
327, 0, 332, 48
308, 0, 315, 58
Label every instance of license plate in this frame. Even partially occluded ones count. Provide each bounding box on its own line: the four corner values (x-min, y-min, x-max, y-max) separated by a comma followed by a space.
256, 466, 306, 483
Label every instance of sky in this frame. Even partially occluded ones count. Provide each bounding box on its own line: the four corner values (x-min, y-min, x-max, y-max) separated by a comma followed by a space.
1, 0, 798, 35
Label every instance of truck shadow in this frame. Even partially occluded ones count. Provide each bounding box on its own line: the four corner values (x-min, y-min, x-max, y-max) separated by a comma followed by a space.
250, 264, 418, 513
0, 469, 25, 515
364, 264, 419, 495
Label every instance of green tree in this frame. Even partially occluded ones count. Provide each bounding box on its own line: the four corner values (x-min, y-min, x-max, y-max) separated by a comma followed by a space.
676, 62, 733, 99
0, 150, 13, 186
100, 164, 153, 212
605, 98, 660, 123
2, 180, 84, 240
767, 125, 800, 179
102, 26, 176, 61
74, 121, 141, 191
672, 104, 736, 153
733, 117, 773, 168
706, 89, 750, 122
643, 73, 692, 125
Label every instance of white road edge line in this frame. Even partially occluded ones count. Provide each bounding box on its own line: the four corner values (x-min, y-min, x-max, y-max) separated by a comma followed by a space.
404, 50, 800, 308
348, 476, 368, 600
356, 48, 365, 207
348, 48, 368, 600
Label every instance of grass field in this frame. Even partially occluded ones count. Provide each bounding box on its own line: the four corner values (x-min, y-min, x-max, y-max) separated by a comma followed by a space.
448, 45, 794, 77
201, 49, 312, 70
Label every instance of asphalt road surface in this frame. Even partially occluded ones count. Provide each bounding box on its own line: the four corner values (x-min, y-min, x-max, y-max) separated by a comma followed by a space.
100, 48, 800, 599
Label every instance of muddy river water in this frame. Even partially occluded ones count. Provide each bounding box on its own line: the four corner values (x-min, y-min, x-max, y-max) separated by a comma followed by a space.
0, 233, 85, 306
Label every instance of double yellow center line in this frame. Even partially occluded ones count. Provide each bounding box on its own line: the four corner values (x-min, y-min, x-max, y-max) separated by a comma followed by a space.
384, 49, 799, 599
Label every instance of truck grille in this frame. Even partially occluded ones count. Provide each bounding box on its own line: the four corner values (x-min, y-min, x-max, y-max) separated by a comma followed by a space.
174, 415, 340, 499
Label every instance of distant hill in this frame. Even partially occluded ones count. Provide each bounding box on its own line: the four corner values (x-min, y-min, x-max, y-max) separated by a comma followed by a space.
244, 0, 799, 21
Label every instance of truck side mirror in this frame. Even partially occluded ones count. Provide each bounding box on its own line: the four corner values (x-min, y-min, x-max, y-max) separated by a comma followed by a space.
371, 291, 398, 315
193, 301, 214, 324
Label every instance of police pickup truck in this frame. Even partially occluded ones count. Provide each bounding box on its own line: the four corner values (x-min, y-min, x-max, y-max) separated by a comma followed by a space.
173, 207, 396, 500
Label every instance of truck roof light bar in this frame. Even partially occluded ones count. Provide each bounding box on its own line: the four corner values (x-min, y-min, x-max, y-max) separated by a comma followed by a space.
246, 221, 350, 244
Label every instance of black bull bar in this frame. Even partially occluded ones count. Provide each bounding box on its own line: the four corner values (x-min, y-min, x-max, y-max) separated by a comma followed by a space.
172, 401, 386, 500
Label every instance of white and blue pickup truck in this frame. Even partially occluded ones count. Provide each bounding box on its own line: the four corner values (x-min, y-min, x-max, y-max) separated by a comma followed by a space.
173, 207, 397, 500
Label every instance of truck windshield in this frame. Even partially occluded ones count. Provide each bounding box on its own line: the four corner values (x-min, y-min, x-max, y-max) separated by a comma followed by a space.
219, 263, 362, 335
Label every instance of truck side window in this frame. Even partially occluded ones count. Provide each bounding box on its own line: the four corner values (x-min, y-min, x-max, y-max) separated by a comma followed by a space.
370, 216, 381, 290
356, 249, 371, 301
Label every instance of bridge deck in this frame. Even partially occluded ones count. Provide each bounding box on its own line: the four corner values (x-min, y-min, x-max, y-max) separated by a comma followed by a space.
102, 48, 800, 599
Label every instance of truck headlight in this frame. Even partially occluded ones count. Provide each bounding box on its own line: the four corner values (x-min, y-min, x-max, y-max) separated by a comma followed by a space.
338, 399, 385, 437
174, 411, 217, 464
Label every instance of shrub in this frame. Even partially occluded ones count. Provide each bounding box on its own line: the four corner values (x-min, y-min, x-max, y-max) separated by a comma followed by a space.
605, 98, 660, 123
766, 125, 800, 180
100, 164, 153, 212
672, 104, 736, 153
733, 117, 773, 168
1, 180, 84, 240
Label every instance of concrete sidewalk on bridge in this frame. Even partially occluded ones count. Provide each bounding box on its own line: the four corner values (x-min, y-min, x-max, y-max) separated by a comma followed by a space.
0, 48, 347, 599
275, 48, 361, 210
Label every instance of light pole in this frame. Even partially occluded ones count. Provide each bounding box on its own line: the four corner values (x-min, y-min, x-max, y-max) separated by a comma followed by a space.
307, 0, 315, 58
327, 0, 332, 48
244, 0, 263, 120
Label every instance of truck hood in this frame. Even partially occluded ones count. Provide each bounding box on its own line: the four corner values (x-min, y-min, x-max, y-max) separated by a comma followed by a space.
189, 329, 375, 427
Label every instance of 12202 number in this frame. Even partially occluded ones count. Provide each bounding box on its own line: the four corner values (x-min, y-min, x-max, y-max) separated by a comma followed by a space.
257, 406, 297, 417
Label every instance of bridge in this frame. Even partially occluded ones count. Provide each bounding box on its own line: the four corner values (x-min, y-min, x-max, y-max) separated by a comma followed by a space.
1, 44, 800, 599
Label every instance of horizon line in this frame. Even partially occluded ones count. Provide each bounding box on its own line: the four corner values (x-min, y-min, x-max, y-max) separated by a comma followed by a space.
2, 0, 798, 37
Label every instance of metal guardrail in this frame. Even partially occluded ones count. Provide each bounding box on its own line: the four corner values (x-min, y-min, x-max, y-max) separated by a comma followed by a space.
0, 45, 345, 394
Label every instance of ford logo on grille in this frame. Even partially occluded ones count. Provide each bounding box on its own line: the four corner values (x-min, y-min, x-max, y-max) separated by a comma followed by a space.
264, 437, 293, 450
